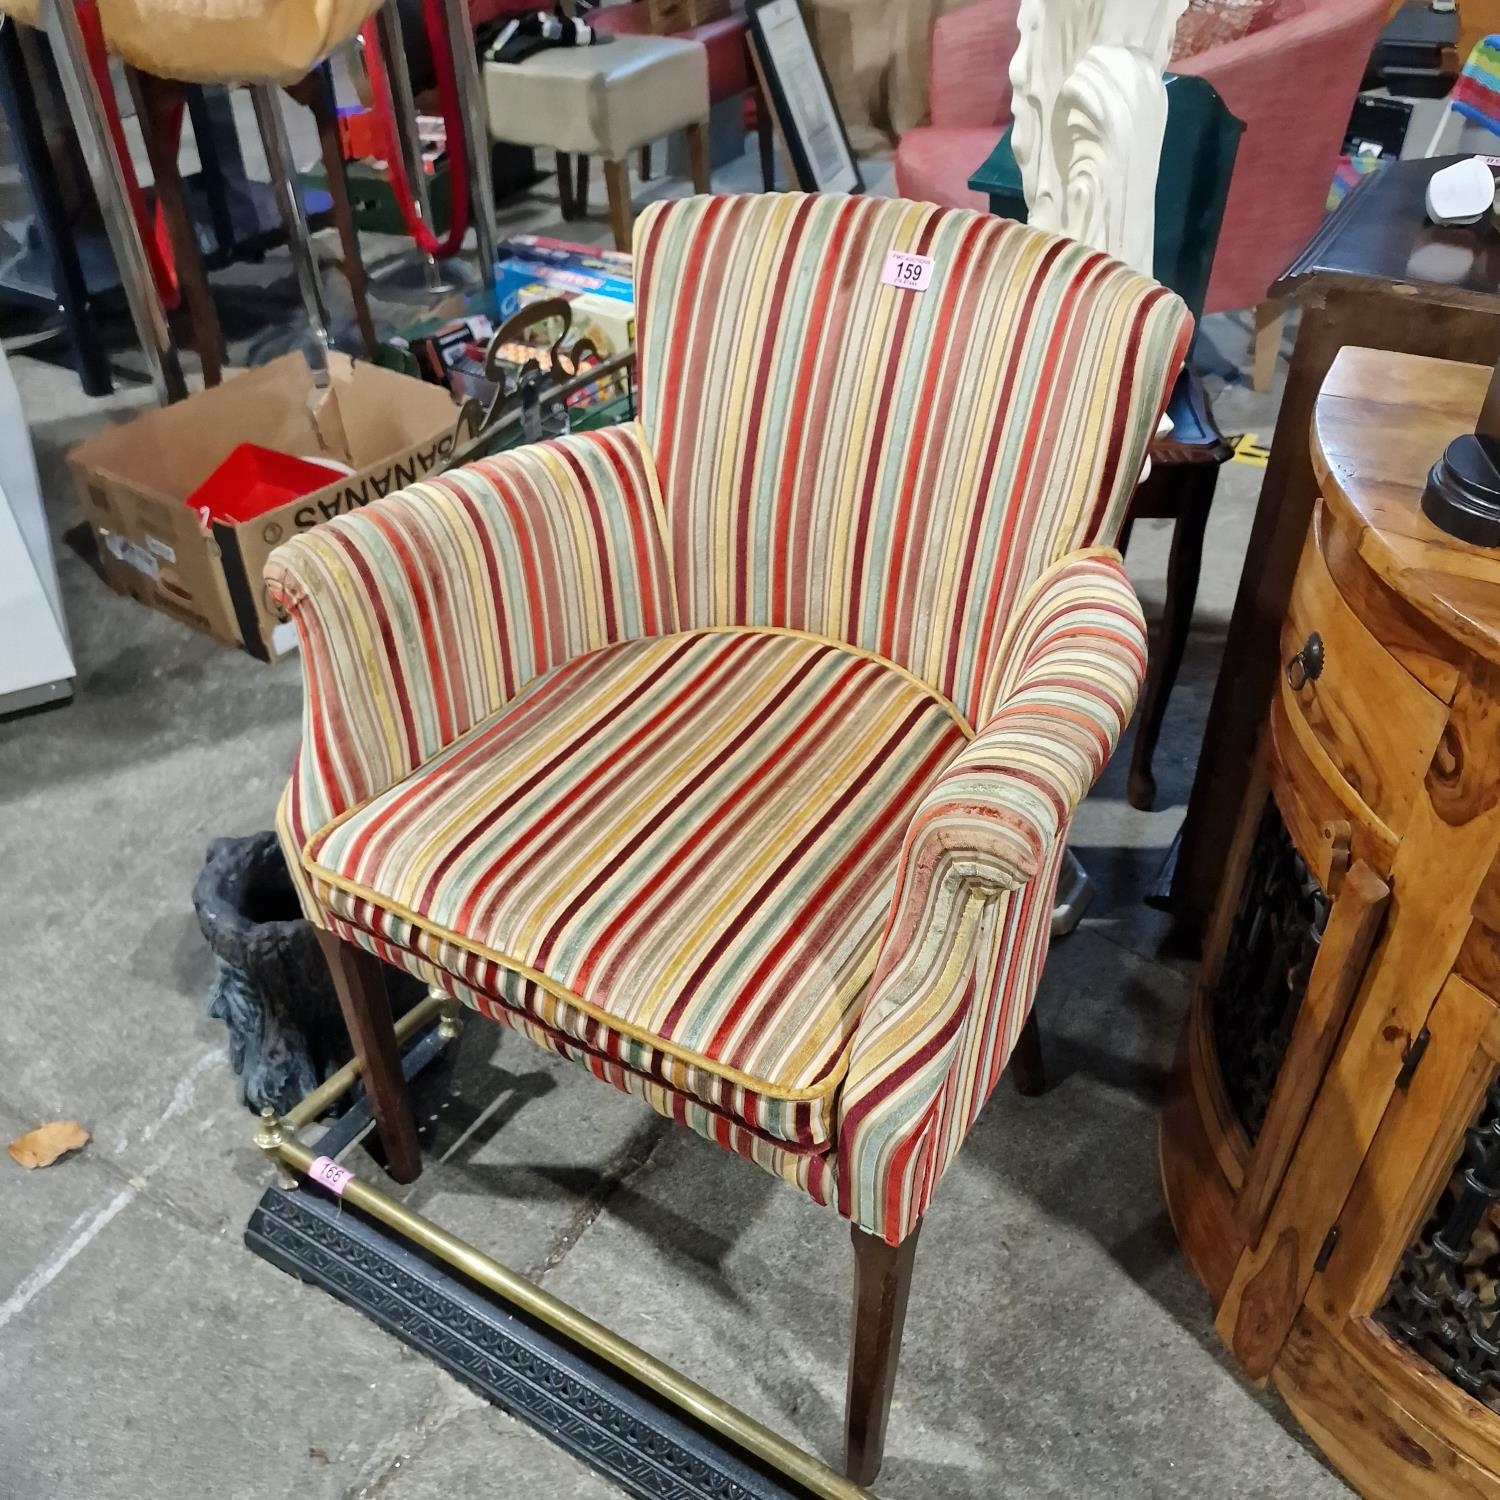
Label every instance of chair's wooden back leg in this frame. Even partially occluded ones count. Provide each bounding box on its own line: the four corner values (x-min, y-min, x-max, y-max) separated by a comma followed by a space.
1009, 1009, 1047, 1097
314, 929, 422, 1184
845, 1220, 922, 1487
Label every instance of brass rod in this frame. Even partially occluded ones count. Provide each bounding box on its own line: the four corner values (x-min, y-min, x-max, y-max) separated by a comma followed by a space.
283, 993, 444, 1130
271, 1136, 867, 1500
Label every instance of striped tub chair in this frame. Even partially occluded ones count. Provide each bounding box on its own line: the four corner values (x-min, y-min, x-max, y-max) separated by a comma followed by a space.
268, 192, 1190, 1484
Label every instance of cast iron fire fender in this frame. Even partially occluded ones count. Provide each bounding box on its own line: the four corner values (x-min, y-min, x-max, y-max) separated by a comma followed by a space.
244, 1016, 839, 1500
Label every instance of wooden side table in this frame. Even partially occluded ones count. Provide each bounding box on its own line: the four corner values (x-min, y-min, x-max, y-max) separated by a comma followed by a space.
1171, 156, 1500, 939
1161, 346, 1500, 1498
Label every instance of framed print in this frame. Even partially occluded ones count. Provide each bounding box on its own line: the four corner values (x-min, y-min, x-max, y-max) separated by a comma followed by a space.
746, 0, 862, 195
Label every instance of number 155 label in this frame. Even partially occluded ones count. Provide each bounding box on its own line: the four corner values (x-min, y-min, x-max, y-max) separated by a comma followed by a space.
881, 251, 934, 292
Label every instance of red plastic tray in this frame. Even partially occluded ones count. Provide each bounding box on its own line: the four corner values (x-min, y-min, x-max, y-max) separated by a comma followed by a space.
187, 443, 348, 526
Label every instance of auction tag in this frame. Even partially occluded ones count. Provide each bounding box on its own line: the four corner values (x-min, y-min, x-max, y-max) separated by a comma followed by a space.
308, 1155, 354, 1196
881, 250, 933, 292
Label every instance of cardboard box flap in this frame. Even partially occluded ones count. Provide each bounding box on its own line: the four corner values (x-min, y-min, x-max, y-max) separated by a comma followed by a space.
68, 352, 332, 502
335, 360, 463, 468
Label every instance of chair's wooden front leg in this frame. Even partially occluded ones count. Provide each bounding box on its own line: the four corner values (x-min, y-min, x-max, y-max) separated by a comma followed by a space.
314, 929, 422, 1184
845, 1220, 922, 1487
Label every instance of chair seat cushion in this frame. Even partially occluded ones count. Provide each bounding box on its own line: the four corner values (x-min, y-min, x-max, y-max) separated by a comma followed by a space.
892, 125, 997, 212
305, 629, 968, 1147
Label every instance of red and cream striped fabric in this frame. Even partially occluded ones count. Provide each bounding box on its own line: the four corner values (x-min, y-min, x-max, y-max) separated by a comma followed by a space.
269, 195, 1190, 1245
635, 193, 1189, 726
268, 424, 676, 864
837, 553, 1149, 1241
303, 629, 967, 1148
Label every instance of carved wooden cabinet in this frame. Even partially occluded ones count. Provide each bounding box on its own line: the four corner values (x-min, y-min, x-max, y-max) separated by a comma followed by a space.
1161, 347, 1500, 1497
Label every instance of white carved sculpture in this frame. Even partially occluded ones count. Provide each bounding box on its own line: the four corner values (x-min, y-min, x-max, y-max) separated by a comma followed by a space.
1008, 0, 1189, 276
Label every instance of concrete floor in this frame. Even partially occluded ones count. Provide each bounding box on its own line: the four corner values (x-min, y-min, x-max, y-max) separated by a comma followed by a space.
0, 110, 1350, 1498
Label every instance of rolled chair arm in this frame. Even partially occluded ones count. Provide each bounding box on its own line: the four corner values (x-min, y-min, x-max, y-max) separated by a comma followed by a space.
266, 423, 677, 874
836, 550, 1147, 1243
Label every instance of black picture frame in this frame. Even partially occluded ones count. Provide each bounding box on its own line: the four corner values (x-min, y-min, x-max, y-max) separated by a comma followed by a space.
746, 0, 863, 195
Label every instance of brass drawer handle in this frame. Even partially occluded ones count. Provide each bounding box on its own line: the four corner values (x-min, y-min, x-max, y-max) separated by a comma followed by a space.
1286, 631, 1324, 690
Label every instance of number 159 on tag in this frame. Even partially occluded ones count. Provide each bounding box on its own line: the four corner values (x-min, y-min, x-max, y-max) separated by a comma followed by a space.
881, 251, 933, 292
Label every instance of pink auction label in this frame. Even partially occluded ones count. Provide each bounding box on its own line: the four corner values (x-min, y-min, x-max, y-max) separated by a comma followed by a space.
308, 1155, 354, 1195
881, 250, 933, 292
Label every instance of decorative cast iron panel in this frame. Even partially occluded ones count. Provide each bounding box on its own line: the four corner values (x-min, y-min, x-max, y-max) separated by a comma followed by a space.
245, 1184, 807, 1500
1211, 799, 1331, 1142
1378, 1074, 1500, 1412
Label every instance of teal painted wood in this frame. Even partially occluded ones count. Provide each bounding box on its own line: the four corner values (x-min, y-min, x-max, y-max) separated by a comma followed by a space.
967, 73, 1243, 322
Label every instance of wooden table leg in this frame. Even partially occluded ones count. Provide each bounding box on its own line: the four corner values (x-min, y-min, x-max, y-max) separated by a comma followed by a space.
1251, 297, 1285, 394
129, 69, 224, 386
1128, 462, 1218, 812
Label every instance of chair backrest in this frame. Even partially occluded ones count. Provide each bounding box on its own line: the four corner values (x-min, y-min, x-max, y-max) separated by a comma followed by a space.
633, 193, 1190, 726
1172, 0, 1391, 314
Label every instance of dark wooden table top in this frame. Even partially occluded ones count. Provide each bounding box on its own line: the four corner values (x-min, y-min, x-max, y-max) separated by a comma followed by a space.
1277, 154, 1500, 302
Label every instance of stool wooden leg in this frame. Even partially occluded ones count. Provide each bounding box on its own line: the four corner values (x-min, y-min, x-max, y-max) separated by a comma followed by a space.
1128, 464, 1217, 812
314, 929, 422, 1184
556, 150, 576, 218
603, 157, 633, 252
845, 1220, 921, 1487
1251, 298, 1285, 393
685, 119, 710, 194
575, 152, 590, 217
129, 69, 224, 386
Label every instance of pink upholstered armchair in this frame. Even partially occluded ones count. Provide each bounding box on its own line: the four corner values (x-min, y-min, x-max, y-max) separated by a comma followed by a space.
893, 0, 1022, 213
896, 0, 1390, 334
268, 193, 1189, 1483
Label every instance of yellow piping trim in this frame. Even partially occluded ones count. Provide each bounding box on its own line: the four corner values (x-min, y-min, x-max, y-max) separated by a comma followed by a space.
308, 859, 856, 1106
296, 624, 980, 1108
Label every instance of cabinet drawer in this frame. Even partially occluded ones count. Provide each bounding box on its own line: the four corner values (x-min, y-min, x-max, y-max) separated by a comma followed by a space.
1269, 684, 1396, 886
1280, 506, 1448, 835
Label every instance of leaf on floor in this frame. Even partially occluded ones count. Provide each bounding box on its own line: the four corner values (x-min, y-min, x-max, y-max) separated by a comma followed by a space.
7, 1120, 90, 1169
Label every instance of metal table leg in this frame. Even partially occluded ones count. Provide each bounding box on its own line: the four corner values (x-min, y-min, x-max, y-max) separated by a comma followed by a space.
372, 0, 451, 293
39, 0, 187, 402
249, 82, 332, 386
440, 0, 497, 291
0, 17, 112, 396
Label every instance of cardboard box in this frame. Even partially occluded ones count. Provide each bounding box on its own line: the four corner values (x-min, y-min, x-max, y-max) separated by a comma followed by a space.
69, 352, 458, 661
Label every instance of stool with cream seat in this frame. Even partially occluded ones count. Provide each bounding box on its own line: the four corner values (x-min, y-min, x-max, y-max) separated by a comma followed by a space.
484, 34, 710, 250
